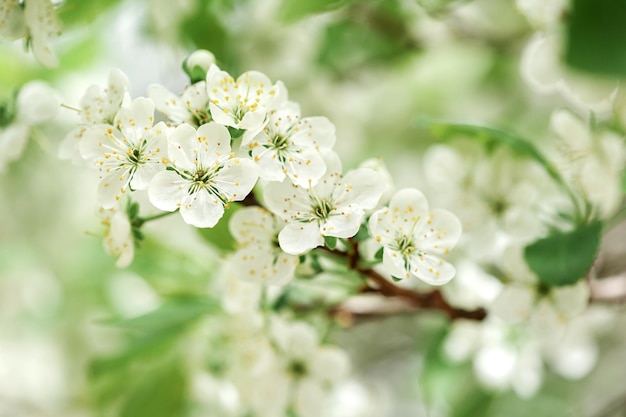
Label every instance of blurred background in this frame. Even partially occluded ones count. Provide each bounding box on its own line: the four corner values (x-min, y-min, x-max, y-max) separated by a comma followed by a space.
1, 0, 625, 416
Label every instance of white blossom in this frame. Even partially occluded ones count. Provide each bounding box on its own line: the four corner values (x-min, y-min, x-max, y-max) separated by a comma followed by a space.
59, 69, 130, 160
228, 206, 299, 285
243, 102, 336, 187
148, 122, 258, 228
79, 97, 168, 208
98, 206, 135, 268
1, 80, 58, 172
368, 188, 461, 285
550, 109, 626, 217
148, 82, 210, 126
206, 64, 287, 133
264, 152, 385, 255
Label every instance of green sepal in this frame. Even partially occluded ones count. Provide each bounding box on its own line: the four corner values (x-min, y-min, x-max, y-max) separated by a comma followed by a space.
197, 202, 241, 252
352, 223, 371, 242
228, 126, 245, 139
391, 275, 403, 282
524, 221, 602, 287
324, 235, 338, 250
374, 247, 384, 261
182, 59, 207, 85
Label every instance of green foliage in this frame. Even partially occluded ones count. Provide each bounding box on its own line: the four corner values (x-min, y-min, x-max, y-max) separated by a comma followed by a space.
524, 221, 602, 287
119, 359, 188, 417
279, 0, 358, 22
324, 235, 338, 249
57, 0, 123, 27
314, 0, 416, 75
90, 297, 218, 416
565, 0, 626, 77
197, 202, 241, 252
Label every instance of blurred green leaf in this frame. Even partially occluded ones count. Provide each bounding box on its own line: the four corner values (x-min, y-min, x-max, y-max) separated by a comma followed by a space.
120, 359, 187, 417
58, 0, 123, 27
104, 296, 219, 333
565, 0, 626, 77
524, 221, 602, 287
317, 16, 412, 75
279, 0, 357, 22
197, 202, 241, 252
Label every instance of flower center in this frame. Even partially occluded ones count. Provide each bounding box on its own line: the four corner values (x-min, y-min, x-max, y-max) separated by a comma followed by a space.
127, 147, 143, 165
271, 133, 290, 151
394, 235, 416, 256
188, 168, 214, 194
287, 360, 308, 378
312, 198, 334, 221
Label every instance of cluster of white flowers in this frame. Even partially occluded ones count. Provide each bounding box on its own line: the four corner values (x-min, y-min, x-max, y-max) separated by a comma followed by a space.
63, 50, 463, 289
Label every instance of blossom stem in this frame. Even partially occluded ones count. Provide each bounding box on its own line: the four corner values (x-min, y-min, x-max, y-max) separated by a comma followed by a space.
317, 241, 486, 321
137, 210, 178, 224
60, 102, 83, 113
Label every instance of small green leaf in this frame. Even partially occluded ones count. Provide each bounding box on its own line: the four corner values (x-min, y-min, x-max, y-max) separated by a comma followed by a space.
391, 275, 403, 282
324, 235, 338, 250
352, 223, 371, 242
374, 246, 384, 261
524, 221, 602, 287
197, 203, 241, 251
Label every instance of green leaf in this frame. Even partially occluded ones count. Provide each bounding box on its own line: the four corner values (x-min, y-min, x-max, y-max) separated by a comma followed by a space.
324, 235, 338, 250
391, 275, 403, 282
57, 0, 123, 27
279, 0, 356, 22
352, 223, 371, 242
565, 0, 626, 77
374, 246, 384, 261
197, 202, 241, 252
524, 221, 602, 287
120, 360, 187, 417
103, 296, 219, 333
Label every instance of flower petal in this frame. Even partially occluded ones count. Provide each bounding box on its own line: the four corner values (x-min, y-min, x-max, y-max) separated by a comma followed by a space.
414, 208, 462, 255
180, 189, 225, 228
278, 221, 323, 255
148, 170, 189, 211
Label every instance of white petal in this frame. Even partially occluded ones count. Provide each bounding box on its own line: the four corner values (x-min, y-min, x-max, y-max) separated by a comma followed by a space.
368, 208, 395, 246
196, 121, 231, 165
310, 347, 350, 383
148, 170, 189, 211
382, 248, 410, 280
213, 158, 258, 202
148, 84, 191, 124
180, 189, 225, 228
321, 211, 363, 238
229, 206, 276, 244
98, 169, 132, 209
333, 168, 384, 210
0, 124, 29, 162
550, 109, 592, 152
263, 179, 311, 219
271, 319, 318, 358
409, 253, 456, 285
284, 150, 326, 188
551, 281, 589, 319
208, 101, 235, 128
414, 208, 462, 255
168, 123, 199, 171
16, 81, 58, 125
115, 98, 155, 144
278, 221, 323, 255
491, 285, 535, 323
294, 379, 327, 417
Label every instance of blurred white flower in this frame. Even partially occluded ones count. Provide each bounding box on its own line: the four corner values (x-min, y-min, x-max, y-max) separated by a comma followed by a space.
99, 206, 135, 268
521, 34, 617, 114
1, 80, 58, 172
264, 152, 384, 255
550, 109, 626, 217
59, 69, 130, 160
491, 245, 590, 337
227, 206, 299, 285
148, 122, 258, 227
80, 97, 168, 208
368, 188, 462, 285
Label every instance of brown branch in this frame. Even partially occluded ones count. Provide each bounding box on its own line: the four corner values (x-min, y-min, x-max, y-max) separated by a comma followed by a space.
319, 241, 486, 321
